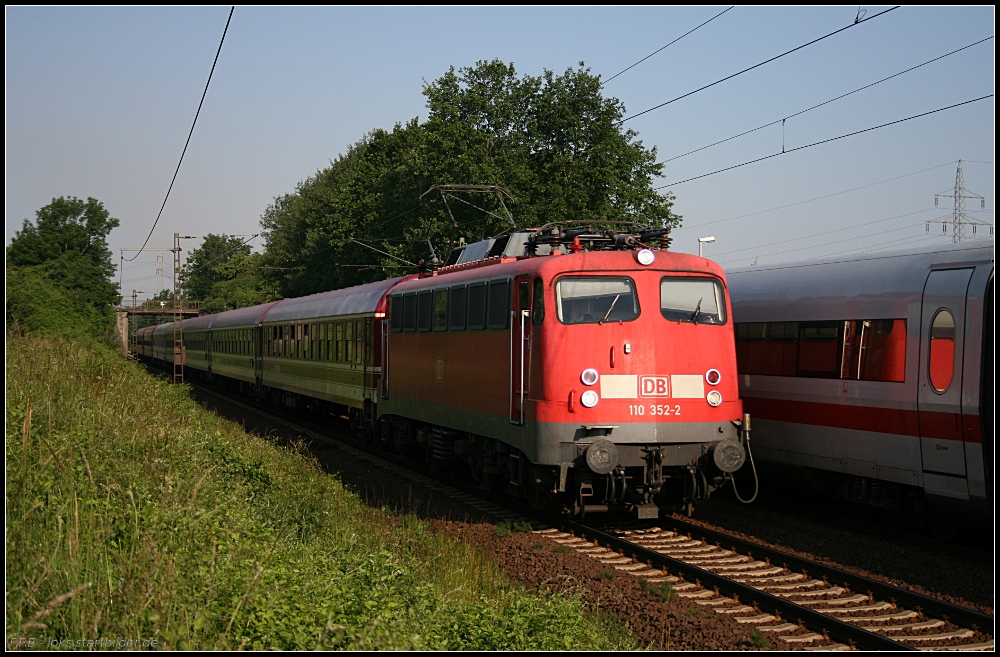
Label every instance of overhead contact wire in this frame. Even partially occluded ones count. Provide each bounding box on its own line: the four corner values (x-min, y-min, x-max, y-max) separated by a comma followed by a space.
126, 6, 235, 262
658, 94, 994, 188
661, 35, 994, 164
618, 6, 900, 125
603, 6, 734, 85
677, 161, 957, 230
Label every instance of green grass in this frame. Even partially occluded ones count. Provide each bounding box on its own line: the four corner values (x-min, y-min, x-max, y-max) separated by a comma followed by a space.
494, 520, 532, 538
750, 627, 775, 649
6, 335, 636, 650
637, 577, 675, 603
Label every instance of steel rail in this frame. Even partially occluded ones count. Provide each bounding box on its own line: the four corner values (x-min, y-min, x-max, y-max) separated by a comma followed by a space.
559, 518, 912, 651
663, 516, 994, 633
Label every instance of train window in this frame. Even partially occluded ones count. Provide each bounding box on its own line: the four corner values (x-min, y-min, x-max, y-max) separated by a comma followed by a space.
532, 278, 544, 326
336, 322, 343, 361
487, 280, 510, 329
346, 320, 355, 363
389, 295, 403, 333
433, 289, 448, 331
356, 320, 363, 363
860, 319, 906, 383
417, 290, 433, 331
327, 323, 333, 361
797, 321, 842, 378
929, 310, 955, 392
660, 277, 726, 325
403, 294, 417, 332
364, 318, 372, 363
449, 285, 467, 330
467, 282, 487, 329
738, 322, 797, 377
556, 277, 639, 325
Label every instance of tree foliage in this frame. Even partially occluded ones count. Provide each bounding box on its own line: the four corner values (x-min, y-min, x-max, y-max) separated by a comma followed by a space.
182, 234, 272, 314
6, 196, 121, 338
260, 60, 678, 299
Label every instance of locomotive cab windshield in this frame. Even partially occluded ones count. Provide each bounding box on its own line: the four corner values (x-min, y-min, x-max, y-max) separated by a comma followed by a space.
660, 277, 727, 324
555, 277, 640, 324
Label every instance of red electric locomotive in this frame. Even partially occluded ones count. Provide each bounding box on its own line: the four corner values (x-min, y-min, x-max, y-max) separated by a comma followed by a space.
379, 225, 750, 517
137, 224, 752, 518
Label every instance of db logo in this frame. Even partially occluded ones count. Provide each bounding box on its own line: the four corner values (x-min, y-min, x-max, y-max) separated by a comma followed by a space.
640, 376, 670, 397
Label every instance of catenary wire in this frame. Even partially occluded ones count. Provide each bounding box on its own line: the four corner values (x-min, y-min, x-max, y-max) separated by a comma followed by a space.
710, 207, 936, 258
677, 160, 957, 230
719, 228, 950, 267
126, 6, 235, 262
604, 7, 734, 85
660, 35, 994, 165
658, 94, 994, 188
724, 220, 935, 262
619, 6, 900, 124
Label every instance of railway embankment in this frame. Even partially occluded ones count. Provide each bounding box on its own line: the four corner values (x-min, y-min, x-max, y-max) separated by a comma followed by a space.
5, 335, 633, 650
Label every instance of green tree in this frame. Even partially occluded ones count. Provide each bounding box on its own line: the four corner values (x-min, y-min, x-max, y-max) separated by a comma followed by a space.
259, 60, 679, 300
6, 196, 121, 338
182, 234, 271, 313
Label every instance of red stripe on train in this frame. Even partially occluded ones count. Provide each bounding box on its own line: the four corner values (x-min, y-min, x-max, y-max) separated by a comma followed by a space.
742, 397, 981, 443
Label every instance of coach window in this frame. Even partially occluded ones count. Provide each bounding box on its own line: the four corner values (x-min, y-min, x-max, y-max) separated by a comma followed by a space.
403, 294, 417, 332
929, 310, 955, 392
467, 282, 487, 329
364, 318, 372, 363
449, 285, 467, 330
797, 321, 842, 378
859, 319, 906, 382
333, 322, 341, 361
346, 320, 355, 363
433, 289, 448, 331
532, 278, 545, 326
557, 277, 639, 324
487, 280, 511, 329
417, 290, 433, 331
389, 295, 403, 333
355, 320, 363, 363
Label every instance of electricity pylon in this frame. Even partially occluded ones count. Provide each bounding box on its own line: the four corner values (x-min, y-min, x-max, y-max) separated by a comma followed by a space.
926, 160, 992, 242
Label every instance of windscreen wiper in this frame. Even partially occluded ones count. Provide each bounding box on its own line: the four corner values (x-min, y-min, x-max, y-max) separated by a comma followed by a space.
691, 297, 703, 324
600, 294, 621, 324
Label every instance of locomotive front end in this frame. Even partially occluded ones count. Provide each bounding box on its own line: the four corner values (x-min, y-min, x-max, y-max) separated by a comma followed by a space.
529, 246, 747, 518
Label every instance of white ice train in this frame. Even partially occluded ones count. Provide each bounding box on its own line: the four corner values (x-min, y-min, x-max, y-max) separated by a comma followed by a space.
727, 242, 993, 522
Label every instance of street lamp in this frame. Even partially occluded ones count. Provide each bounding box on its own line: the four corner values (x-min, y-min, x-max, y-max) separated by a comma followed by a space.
698, 236, 716, 258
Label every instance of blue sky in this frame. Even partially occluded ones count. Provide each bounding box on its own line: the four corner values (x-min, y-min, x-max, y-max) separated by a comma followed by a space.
6, 6, 994, 298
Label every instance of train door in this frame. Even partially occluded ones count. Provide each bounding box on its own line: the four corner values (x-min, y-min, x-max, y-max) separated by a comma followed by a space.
381, 307, 391, 400
510, 276, 531, 425
254, 325, 264, 392
917, 268, 973, 495
978, 274, 993, 499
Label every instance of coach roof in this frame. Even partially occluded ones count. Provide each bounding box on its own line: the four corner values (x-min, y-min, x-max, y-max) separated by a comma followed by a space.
207, 300, 283, 330
263, 277, 408, 324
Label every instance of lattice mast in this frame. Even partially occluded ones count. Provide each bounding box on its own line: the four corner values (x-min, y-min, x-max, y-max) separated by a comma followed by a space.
926, 160, 991, 242
172, 233, 184, 384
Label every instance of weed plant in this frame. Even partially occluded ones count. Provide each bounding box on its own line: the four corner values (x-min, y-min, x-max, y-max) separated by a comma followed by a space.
6, 336, 635, 650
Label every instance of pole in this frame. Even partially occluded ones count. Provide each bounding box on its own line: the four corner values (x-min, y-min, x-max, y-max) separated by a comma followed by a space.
173, 233, 184, 384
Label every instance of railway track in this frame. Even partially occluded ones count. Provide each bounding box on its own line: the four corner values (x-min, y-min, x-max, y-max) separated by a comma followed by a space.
538, 520, 994, 651
186, 378, 994, 651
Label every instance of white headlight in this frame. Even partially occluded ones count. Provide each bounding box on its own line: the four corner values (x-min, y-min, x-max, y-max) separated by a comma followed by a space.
581, 368, 599, 386
637, 248, 655, 266
706, 390, 723, 407
580, 390, 599, 408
